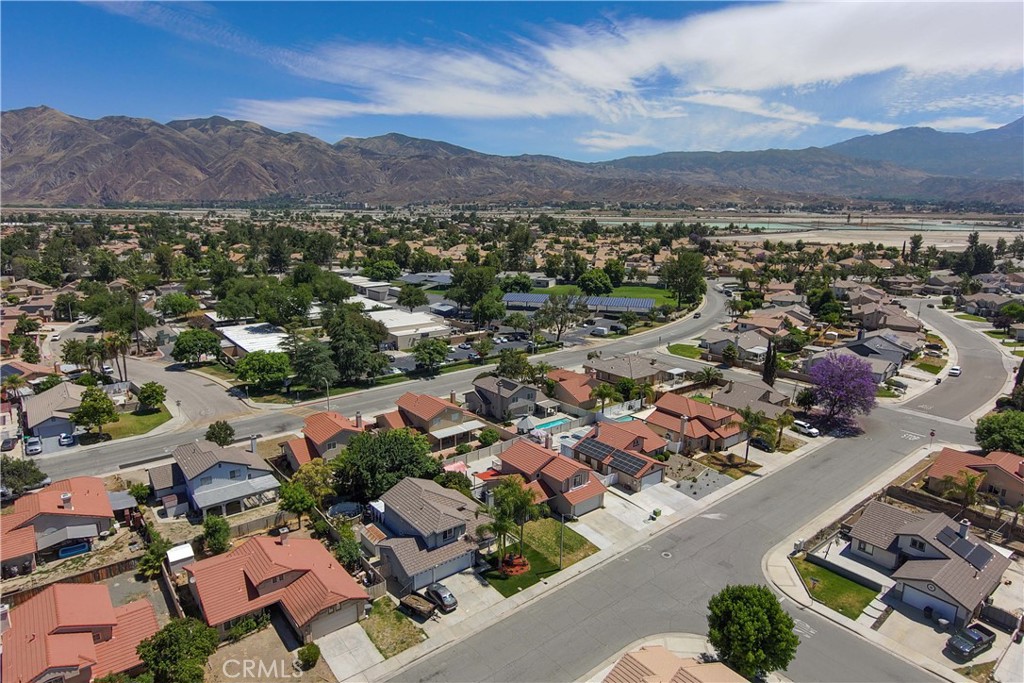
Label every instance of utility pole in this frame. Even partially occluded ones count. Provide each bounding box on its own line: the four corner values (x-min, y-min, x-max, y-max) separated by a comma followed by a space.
324, 378, 331, 412
559, 513, 565, 570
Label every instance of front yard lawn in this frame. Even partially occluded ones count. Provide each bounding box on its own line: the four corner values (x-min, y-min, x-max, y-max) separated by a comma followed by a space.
914, 360, 945, 374
700, 452, 761, 479
668, 343, 703, 359
361, 598, 426, 659
193, 362, 241, 384
482, 543, 559, 598
954, 660, 997, 683
791, 556, 877, 619
81, 404, 171, 444
876, 386, 901, 398
984, 329, 1010, 339
955, 313, 988, 322
524, 517, 598, 568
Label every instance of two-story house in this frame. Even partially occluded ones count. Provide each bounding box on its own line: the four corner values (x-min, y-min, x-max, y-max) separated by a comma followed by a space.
700, 329, 770, 364
148, 440, 279, 518
479, 440, 606, 517
711, 380, 790, 420
371, 478, 492, 594
570, 423, 666, 492
186, 533, 369, 642
1, 584, 159, 683
923, 447, 1024, 507
282, 410, 367, 471
546, 368, 602, 410
376, 392, 485, 451
644, 393, 745, 453
465, 376, 538, 421
1, 477, 116, 576
848, 500, 1010, 626
958, 292, 1013, 318
923, 272, 961, 296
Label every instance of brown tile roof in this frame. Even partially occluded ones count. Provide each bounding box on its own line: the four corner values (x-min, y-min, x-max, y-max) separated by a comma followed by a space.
376, 409, 409, 430
380, 478, 486, 538
500, 440, 555, 478
928, 447, 1024, 488
93, 600, 160, 679
603, 646, 745, 683
547, 368, 600, 403
654, 393, 736, 423
185, 535, 368, 628
172, 440, 270, 480
562, 477, 607, 506
303, 411, 364, 445
591, 421, 666, 455
285, 436, 315, 467
396, 392, 462, 422
848, 500, 923, 551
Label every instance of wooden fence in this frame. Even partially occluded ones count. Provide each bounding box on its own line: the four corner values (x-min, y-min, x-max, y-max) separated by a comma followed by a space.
229, 510, 297, 539
3, 554, 143, 607
885, 485, 1023, 542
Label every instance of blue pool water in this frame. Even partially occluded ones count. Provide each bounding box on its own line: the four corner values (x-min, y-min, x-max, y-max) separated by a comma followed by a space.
615, 416, 634, 422
537, 417, 571, 429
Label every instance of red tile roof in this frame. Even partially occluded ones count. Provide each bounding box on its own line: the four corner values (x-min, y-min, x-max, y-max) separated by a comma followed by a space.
562, 476, 607, 506
2, 584, 157, 683
591, 421, 667, 455
547, 368, 600, 403
524, 478, 553, 502
540, 453, 587, 482
303, 411, 364, 445
185, 535, 368, 628
1, 477, 114, 562
376, 409, 410, 430
501, 440, 556, 478
285, 436, 314, 467
396, 392, 462, 421
654, 394, 737, 423
609, 420, 667, 453
927, 447, 1023, 485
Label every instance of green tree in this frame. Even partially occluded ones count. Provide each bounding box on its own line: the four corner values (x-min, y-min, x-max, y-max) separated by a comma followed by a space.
603, 258, 626, 287
435, 470, 474, 497
34, 375, 63, 394
504, 312, 530, 337
472, 291, 506, 329
738, 407, 772, 464
137, 617, 219, 683
138, 524, 172, 579
362, 259, 401, 281
795, 388, 816, 411
340, 429, 441, 501
21, 338, 40, 364
129, 482, 151, 505
297, 643, 321, 671
941, 472, 983, 517
412, 337, 449, 374
0, 454, 47, 494
292, 339, 340, 396
477, 505, 516, 574
721, 343, 739, 366
492, 474, 545, 559
534, 290, 588, 341
293, 459, 336, 506
695, 366, 723, 387
498, 273, 533, 293
761, 341, 778, 387
577, 269, 614, 296
156, 292, 199, 318
707, 584, 799, 678
479, 427, 501, 447
975, 410, 1024, 455
170, 329, 221, 365
54, 292, 80, 321
137, 381, 167, 412
202, 514, 231, 554
153, 244, 175, 281
71, 386, 120, 436
496, 349, 533, 383
204, 420, 235, 447
279, 481, 317, 529
660, 250, 706, 306
333, 522, 363, 570
590, 383, 622, 412
473, 336, 495, 361
396, 283, 428, 312
235, 350, 291, 389
449, 265, 498, 311
619, 311, 639, 333
775, 413, 795, 447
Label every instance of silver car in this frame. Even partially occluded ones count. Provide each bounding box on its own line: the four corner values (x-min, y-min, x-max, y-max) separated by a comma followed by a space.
25, 437, 43, 455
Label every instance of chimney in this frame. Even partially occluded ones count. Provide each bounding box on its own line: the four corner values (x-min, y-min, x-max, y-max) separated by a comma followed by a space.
594, 421, 601, 439
249, 435, 257, 453
544, 432, 553, 450
0, 604, 10, 636
1018, 459, 1024, 478
60, 492, 72, 510
857, 328, 865, 341
449, 390, 457, 404
355, 411, 363, 429
278, 526, 290, 546
727, 380, 734, 393
959, 519, 971, 540
679, 415, 689, 440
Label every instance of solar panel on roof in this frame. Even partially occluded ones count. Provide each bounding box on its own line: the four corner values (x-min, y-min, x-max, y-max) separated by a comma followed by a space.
502, 293, 550, 304
609, 449, 647, 476
950, 536, 975, 558
936, 527, 959, 548
964, 545, 993, 570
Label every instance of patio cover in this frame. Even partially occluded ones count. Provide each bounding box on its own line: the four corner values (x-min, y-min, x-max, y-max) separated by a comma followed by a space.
431, 419, 486, 440
190, 474, 279, 510
36, 524, 99, 551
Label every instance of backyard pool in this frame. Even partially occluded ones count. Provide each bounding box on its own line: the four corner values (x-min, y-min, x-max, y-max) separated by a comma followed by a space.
614, 416, 635, 422
537, 417, 571, 429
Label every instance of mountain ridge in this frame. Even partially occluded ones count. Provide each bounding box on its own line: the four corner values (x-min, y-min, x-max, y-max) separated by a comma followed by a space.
2, 106, 1020, 206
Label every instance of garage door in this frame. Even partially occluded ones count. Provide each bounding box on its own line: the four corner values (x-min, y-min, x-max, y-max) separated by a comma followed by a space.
309, 601, 359, 641
901, 584, 957, 623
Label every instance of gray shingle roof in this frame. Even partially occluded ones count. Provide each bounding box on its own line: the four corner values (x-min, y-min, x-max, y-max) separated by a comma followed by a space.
172, 440, 270, 480
848, 500, 923, 551
148, 463, 186, 492
23, 382, 86, 429
380, 478, 486, 538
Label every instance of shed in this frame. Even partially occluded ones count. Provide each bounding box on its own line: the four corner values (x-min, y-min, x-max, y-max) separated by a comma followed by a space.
167, 543, 195, 576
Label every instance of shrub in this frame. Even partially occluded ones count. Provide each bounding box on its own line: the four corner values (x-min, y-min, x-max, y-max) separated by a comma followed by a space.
128, 482, 151, 505
297, 643, 321, 670
311, 519, 332, 540
455, 443, 472, 455
227, 612, 270, 642
478, 427, 500, 447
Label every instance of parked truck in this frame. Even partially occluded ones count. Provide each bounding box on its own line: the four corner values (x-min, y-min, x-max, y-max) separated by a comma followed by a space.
399, 593, 436, 619
945, 623, 996, 660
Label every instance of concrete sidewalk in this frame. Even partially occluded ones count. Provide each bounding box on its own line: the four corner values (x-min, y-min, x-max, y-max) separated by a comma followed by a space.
761, 442, 980, 683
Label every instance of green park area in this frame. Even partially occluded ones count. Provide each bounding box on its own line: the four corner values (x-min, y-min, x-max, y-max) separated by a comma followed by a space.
533, 284, 676, 308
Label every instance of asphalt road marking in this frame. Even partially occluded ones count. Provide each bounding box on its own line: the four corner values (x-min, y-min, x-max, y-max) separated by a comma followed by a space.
901, 431, 924, 441
793, 619, 817, 638
699, 513, 727, 520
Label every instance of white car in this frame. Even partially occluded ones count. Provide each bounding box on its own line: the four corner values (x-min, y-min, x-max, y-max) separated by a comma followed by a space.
25, 437, 43, 456
102, 363, 114, 374
793, 420, 820, 437
949, 366, 962, 377
51, 333, 61, 342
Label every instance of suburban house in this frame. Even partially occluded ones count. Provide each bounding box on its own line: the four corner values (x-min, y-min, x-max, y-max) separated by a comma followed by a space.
880, 275, 923, 296
602, 645, 746, 683
21, 381, 85, 439
645, 393, 745, 453
804, 347, 897, 383
838, 329, 919, 367
923, 447, 1024, 507
958, 292, 1013, 318
546, 368, 603, 410
7, 278, 52, 297
849, 303, 922, 332
734, 315, 787, 336
370, 478, 493, 594
571, 423, 666, 492
282, 410, 367, 471
582, 356, 679, 387
848, 500, 1010, 626
186, 534, 369, 642
148, 440, 279, 518
1, 477, 116, 577
1, 584, 159, 683
376, 392, 485, 451
478, 440, 606, 517
700, 329, 771, 363
1011, 323, 1024, 343
215, 322, 289, 359
465, 376, 538, 421
923, 273, 961, 296
712, 380, 790, 420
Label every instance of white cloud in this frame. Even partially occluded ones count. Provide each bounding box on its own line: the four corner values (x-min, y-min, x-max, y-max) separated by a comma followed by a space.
914, 116, 1005, 131
575, 130, 655, 152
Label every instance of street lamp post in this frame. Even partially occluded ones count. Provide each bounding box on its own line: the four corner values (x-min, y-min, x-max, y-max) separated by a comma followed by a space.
559, 512, 565, 570
323, 378, 331, 412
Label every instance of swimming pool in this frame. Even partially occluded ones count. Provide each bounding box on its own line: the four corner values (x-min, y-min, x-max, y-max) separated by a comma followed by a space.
614, 416, 634, 422
537, 417, 571, 429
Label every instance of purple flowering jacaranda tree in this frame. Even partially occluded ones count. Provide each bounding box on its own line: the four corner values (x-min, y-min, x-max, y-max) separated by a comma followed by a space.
809, 352, 877, 421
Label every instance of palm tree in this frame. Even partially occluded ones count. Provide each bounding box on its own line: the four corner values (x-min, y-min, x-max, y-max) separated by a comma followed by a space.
696, 366, 723, 388
1, 374, 26, 401
61, 338, 87, 368
83, 338, 105, 375
590, 383, 622, 413
637, 381, 655, 408
496, 475, 545, 560
111, 331, 132, 381
103, 336, 123, 381
738, 407, 772, 465
476, 506, 516, 576
942, 472, 983, 517
775, 413, 795, 447
531, 361, 554, 386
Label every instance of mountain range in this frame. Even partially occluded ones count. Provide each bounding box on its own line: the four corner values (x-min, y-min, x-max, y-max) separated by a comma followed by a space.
2, 106, 1021, 207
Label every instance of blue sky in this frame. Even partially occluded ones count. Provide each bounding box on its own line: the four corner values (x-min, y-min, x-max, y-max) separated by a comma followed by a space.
3, 2, 1022, 160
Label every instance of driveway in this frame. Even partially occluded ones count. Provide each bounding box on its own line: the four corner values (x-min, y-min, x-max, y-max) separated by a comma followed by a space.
317, 622, 384, 682
417, 568, 505, 637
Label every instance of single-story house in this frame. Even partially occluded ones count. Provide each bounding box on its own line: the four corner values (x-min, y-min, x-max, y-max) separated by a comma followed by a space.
21, 382, 86, 438
603, 645, 746, 683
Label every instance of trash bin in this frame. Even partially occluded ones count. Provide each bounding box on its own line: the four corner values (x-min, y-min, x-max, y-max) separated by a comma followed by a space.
923, 606, 934, 620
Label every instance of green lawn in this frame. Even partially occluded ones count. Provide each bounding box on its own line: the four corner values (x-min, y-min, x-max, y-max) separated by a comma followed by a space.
532, 284, 677, 308
955, 313, 988, 322
87, 404, 171, 441
668, 344, 703, 359
482, 542, 560, 598
791, 556, 878, 619
984, 330, 1010, 339
690, 394, 712, 404
876, 387, 901, 398
523, 518, 598, 567
193, 362, 241, 384
914, 360, 945, 374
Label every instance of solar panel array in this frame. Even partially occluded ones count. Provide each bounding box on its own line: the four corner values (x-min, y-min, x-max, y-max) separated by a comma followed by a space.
935, 526, 993, 570
501, 292, 656, 312
502, 293, 550, 304
575, 437, 649, 477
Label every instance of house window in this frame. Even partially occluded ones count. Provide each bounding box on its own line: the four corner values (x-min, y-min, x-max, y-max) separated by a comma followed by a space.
326, 442, 337, 451
857, 540, 874, 555
432, 417, 441, 426
271, 575, 283, 584
229, 469, 240, 480
200, 476, 212, 486
442, 528, 456, 541
572, 473, 585, 489
910, 538, 926, 551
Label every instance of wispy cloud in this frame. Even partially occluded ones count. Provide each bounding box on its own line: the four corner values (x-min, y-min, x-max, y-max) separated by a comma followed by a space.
96, 1, 1023, 152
